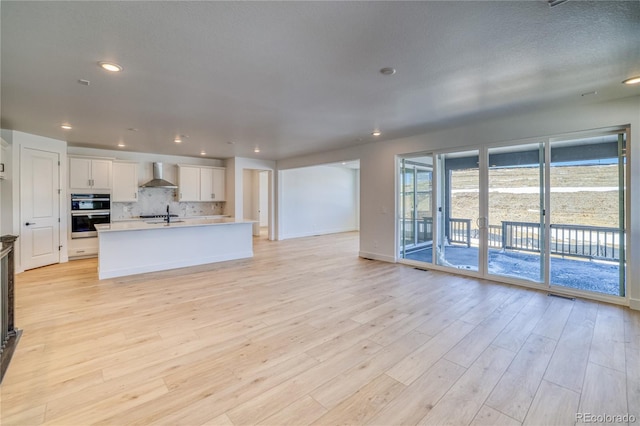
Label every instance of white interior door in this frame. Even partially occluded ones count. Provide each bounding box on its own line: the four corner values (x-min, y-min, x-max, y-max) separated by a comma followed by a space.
21, 148, 60, 270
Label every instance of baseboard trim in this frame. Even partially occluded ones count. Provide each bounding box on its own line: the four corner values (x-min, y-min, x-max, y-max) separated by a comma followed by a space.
280, 228, 358, 240
358, 251, 395, 263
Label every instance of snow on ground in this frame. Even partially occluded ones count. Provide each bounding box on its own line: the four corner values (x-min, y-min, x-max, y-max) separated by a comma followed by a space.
451, 186, 617, 194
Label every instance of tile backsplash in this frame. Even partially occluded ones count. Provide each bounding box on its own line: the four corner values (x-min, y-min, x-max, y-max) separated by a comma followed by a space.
111, 188, 224, 220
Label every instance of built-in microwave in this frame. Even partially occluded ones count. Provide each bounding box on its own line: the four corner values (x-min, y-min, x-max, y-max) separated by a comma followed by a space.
71, 194, 111, 211
70, 194, 110, 239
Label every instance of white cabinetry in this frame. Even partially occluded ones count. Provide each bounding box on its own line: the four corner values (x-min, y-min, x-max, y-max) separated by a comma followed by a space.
212, 168, 226, 201
178, 165, 225, 202
68, 238, 98, 258
69, 157, 112, 190
178, 165, 201, 201
112, 161, 139, 202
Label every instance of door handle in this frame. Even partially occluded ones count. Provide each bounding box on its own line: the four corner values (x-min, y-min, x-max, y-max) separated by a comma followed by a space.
25, 222, 36, 226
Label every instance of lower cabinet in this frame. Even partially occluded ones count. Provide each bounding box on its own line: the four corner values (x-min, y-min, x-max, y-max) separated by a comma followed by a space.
68, 238, 98, 258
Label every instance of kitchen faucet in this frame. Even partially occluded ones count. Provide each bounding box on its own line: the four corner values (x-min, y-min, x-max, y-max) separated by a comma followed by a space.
166, 205, 171, 224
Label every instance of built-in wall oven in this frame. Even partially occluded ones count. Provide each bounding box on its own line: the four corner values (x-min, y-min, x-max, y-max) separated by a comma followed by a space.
70, 194, 111, 239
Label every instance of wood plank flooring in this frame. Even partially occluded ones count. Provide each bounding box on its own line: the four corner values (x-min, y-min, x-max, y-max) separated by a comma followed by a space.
1, 231, 639, 425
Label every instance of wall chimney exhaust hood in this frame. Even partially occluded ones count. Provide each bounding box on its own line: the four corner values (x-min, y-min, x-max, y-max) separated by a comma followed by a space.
140, 162, 177, 188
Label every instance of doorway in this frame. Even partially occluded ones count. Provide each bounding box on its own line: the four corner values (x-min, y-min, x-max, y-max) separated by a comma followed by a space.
243, 169, 272, 240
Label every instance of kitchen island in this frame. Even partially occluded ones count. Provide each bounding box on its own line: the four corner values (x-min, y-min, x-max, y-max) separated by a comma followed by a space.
94, 218, 254, 279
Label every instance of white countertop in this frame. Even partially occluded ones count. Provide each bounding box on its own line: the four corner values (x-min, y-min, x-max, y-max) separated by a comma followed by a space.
111, 215, 229, 223
95, 217, 254, 233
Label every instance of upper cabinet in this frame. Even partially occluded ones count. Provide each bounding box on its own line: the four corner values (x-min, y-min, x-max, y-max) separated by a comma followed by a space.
178, 165, 200, 201
211, 168, 226, 202
112, 161, 139, 202
178, 165, 225, 202
69, 157, 112, 190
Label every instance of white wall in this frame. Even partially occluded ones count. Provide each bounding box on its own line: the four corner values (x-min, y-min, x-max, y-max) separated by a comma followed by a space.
242, 169, 260, 235
0, 135, 13, 236
279, 165, 359, 239
277, 96, 640, 309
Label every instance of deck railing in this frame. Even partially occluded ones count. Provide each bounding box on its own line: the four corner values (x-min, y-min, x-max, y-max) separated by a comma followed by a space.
488, 225, 503, 248
449, 218, 471, 248
400, 217, 433, 246
549, 224, 621, 260
403, 216, 620, 261
498, 221, 621, 261
501, 221, 542, 253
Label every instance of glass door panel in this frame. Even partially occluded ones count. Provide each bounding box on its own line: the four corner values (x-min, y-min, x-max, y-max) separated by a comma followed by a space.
400, 160, 415, 254
549, 134, 626, 296
487, 143, 545, 283
398, 156, 433, 264
436, 151, 480, 271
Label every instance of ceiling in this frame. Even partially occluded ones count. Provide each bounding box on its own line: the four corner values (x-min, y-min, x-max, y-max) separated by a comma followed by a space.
1, 1, 639, 161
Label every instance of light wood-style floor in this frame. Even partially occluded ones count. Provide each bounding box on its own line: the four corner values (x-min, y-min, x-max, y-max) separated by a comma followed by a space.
2, 232, 639, 425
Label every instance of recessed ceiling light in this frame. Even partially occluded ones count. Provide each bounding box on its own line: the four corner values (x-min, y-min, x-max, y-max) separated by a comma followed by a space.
78, 79, 90, 86
341, 162, 347, 165
174, 138, 182, 143
227, 141, 236, 145
380, 67, 396, 76
200, 151, 206, 156
127, 127, 139, 132
61, 124, 72, 130
254, 147, 260, 153
98, 61, 123, 72
372, 130, 381, 136
117, 142, 125, 147
622, 76, 640, 85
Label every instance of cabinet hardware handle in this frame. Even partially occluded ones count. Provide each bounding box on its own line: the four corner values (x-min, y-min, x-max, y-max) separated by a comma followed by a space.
134, 193, 137, 199
25, 222, 36, 226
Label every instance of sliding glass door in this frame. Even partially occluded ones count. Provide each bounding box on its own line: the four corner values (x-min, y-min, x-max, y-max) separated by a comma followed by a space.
397, 129, 627, 300
548, 134, 626, 296
435, 150, 480, 272
487, 143, 545, 283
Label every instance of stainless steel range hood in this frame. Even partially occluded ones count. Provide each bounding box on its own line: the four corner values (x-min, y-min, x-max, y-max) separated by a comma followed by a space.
140, 162, 177, 188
